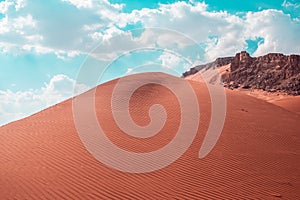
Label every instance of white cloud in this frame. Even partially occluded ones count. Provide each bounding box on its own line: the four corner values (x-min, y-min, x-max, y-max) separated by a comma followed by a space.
245, 9, 300, 56
125, 68, 133, 74
15, 0, 26, 11
0, 17, 9, 34
0, 0, 14, 14
92, 1, 300, 62
13, 14, 35, 30
0, 74, 89, 126
282, 0, 300, 8
62, 0, 93, 9
158, 51, 182, 68
0, 0, 125, 57
0, 0, 299, 61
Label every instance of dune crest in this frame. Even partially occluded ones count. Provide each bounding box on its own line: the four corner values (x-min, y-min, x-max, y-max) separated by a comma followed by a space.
0, 72, 299, 199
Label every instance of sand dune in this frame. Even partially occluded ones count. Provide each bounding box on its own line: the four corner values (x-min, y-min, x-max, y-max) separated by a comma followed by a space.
186, 69, 300, 115
230, 88, 300, 115
1, 72, 299, 199
269, 96, 300, 115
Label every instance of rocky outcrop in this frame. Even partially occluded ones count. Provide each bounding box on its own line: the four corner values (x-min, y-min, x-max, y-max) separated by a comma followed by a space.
225, 51, 300, 95
183, 51, 300, 95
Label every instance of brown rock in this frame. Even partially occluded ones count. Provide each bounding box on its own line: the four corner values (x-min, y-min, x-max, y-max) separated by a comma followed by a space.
183, 51, 300, 95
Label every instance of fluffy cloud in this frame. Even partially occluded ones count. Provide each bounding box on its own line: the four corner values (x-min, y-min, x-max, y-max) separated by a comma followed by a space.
157, 50, 193, 70
0, 0, 124, 56
159, 51, 182, 68
0, 74, 89, 126
76, 2, 293, 60
1, 0, 299, 62
245, 9, 300, 56
61, 0, 93, 9
117, 1, 300, 60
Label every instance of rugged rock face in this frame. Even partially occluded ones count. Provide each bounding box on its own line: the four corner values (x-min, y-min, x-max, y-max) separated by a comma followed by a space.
183, 51, 300, 95
226, 51, 300, 95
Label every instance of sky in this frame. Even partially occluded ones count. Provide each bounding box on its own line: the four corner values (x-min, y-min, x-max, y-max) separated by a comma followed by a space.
0, 0, 300, 126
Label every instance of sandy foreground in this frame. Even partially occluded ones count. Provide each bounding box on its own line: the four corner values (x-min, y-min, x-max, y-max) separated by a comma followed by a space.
0, 72, 299, 199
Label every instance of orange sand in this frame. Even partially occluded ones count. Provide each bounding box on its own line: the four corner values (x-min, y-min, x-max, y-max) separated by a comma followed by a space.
233, 88, 300, 115
269, 96, 300, 115
0, 72, 299, 199
186, 68, 300, 115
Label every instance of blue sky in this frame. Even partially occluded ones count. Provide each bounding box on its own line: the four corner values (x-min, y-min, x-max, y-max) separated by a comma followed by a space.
0, 0, 300, 126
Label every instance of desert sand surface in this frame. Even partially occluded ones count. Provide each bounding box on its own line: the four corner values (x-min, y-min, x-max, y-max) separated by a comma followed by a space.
186, 69, 300, 116
233, 88, 300, 115
1, 72, 300, 199
267, 96, 300, 115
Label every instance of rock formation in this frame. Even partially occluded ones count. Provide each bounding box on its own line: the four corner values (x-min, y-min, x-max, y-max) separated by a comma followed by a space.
183, 51, 300, 95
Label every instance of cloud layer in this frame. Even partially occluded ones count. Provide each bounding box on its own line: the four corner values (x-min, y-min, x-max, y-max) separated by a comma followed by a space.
0, 74, 88, 126
0, 0, 299, 61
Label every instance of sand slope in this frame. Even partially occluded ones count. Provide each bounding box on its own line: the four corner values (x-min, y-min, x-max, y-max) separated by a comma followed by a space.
269, 96, 300, 115
231, 88, 300, 115
186, 67, 300, 116
0, 73, 299, 199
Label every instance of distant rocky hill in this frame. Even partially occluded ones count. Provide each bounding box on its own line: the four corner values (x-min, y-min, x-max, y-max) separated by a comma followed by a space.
182, 51, 300, 95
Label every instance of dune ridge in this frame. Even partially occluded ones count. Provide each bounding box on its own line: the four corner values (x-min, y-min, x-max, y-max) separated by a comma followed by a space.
0, 72, 299, 199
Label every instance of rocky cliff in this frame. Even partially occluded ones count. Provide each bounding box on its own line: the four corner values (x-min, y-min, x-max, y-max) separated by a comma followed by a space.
183, 51, 300, 95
